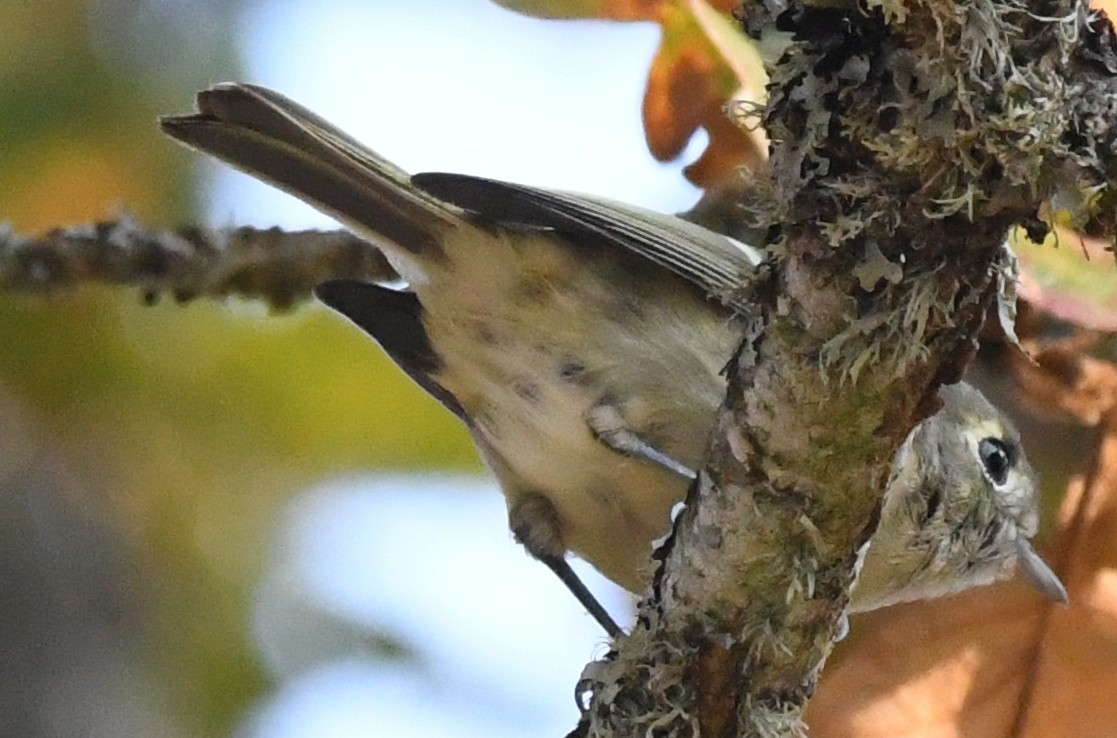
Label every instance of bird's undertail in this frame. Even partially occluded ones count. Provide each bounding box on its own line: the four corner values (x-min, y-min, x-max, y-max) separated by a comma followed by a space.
160, 83, 463, 268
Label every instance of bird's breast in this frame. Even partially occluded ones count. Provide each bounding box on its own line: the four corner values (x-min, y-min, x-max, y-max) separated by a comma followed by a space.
416, 230, 743, 590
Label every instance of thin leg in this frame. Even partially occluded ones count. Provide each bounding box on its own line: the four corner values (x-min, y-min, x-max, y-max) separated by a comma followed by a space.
540, 553, 623, 638
509, 491, 623, 638
586, 404, 697, 480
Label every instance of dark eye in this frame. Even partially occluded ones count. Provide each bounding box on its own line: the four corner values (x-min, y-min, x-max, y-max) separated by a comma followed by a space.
979, 438, 1012, 486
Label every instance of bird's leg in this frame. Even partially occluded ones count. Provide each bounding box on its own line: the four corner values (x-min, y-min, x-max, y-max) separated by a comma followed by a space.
509, 493, 623, 638
586, 403, 697, 480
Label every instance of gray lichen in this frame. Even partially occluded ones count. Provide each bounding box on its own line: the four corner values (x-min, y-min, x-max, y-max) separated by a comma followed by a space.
583, 2, 1117, 737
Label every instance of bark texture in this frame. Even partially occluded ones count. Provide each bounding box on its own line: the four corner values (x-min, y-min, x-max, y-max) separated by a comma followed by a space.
579, 2, 1117, 737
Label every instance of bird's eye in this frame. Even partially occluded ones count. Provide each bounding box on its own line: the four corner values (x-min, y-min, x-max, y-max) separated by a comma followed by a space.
979, 437, 1012, 486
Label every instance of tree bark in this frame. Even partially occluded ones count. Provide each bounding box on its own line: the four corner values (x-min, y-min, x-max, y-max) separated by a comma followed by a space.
580, 2, 1117, 736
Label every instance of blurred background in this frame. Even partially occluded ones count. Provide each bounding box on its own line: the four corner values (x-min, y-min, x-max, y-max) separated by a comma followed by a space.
0, 1, 707, 735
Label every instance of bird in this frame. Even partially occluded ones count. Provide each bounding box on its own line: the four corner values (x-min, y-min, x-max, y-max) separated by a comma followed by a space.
161, 83, 1067, 637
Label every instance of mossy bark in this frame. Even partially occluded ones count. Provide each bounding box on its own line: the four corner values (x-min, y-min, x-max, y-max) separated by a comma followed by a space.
582, 2, 1117, 737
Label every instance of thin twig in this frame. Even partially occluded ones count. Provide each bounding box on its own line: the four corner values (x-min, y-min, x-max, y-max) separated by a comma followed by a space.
0, 216, 398, 311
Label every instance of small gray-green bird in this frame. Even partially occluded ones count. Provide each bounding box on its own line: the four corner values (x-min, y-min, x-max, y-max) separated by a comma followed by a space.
162, 83, 1067, 636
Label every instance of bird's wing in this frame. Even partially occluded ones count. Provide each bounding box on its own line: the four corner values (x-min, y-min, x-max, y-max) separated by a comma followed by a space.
411, 173, 763, 313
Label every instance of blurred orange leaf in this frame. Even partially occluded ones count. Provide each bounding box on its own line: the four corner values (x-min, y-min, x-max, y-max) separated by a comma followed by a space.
809, 584, 1060, 737
496, 0, 768, 190
1096, 0, 1117, 19
4, 132, 162, 232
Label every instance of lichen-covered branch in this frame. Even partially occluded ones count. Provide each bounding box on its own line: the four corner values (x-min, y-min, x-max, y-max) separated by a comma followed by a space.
581, 2, 1117, 737
0, 217, 398, 310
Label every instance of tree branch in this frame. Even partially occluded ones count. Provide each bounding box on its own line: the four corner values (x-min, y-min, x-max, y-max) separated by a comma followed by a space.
581, 2, 1117, 736
0, 217, 397, 310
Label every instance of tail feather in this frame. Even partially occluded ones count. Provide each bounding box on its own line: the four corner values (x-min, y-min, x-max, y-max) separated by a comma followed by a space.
160, 83, 462, 266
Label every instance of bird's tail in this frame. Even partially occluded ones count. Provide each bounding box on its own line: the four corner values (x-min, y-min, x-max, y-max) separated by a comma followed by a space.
160, 83, 465, 279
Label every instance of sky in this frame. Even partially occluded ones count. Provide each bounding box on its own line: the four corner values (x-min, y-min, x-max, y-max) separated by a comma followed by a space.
196, 2, 706, 736
208, 0, 703, 229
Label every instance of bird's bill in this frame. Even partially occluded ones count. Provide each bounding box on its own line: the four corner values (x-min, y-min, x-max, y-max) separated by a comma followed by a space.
1016, 538, 1069, 604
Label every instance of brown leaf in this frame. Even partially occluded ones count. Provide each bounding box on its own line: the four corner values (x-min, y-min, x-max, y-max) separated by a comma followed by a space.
643, 0, 767, 190
682, 105, 761, 188
808, 583, 1061, 737
1020, 442, 1117, 738
497, 0, 768, 192
1012, 339, 1117, 427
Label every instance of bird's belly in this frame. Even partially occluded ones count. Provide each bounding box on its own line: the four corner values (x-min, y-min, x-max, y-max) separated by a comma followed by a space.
430, 314, 716, 590
419, 238, 741, 591
472, 376, 692, 591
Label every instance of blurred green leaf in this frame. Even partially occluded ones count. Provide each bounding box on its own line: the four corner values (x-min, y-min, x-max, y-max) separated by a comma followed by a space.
1015, 228, 1117, 332
0, 1, 484, 735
